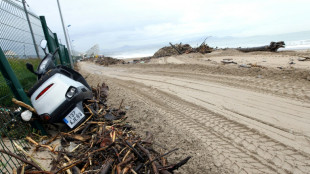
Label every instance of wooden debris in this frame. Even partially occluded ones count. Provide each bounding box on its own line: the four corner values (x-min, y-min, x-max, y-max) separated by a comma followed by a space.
60, 133, 91, 142
12, 98, 36, 113
153, 41, 213, 58
25, 136, 56, 153
91, 57, 125, 66
0, 149, 43, 171
239, 64, 251, 68
169, 42, 182, 55
14, 142, 47, 171
298, 57, 310, 61
221, 59, 237, 64
249, 63, 266, 69
21, 82, 190, 173
237, 41, 285, 52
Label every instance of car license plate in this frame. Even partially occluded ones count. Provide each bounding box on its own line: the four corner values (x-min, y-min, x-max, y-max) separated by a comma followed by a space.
63, 107, 85, 128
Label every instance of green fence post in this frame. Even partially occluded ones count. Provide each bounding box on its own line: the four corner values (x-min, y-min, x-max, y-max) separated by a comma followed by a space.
40, 16, 61, 65
53, 33, 64, 65
0, 47, 46, 135
40, 16, 55, 53
64, 47, 72, 68
0, 48, 29, 104
60, 45, 70, 67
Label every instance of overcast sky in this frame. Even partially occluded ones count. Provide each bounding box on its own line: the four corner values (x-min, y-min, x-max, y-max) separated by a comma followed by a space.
26, 0, 310, 53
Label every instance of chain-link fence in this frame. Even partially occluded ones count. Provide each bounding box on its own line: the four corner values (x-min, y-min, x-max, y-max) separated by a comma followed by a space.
0, 0, 46, 59
0, 0, 46, 106
0, 108, 31, 173
0, 0, 73, 173
0, 0, 43, 172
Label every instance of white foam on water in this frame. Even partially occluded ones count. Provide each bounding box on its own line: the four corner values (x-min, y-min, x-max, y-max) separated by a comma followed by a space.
280, 39, 310, 50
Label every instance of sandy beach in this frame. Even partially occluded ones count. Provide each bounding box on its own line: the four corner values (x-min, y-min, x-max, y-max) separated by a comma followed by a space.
78, 49, 310, 173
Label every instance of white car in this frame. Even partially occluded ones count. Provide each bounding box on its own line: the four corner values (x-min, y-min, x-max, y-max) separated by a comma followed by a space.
27, 66, 92, 128
26, 40, 92, 129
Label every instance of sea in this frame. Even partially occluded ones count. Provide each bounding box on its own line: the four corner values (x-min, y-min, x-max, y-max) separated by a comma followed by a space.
106, 30, 310, 59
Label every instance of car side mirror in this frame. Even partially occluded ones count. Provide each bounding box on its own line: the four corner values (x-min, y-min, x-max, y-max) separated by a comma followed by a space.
26, 63, 36, 74
40, 40, 48, 54
40, 40, 47, 49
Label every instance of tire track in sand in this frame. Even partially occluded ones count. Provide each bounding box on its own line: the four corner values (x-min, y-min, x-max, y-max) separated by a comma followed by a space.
80, 63, 310, 173
113, 79, 310, 173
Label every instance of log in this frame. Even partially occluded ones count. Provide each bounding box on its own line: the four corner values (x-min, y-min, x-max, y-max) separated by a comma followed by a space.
237, 41, 285, 52
0, 149, 43, 171
12, 98, 36, 113
169, 42, 182, 54
99, 158, 114, 174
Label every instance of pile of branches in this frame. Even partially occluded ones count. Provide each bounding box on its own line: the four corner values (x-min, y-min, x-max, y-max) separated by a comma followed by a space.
10, 83, 190, 174
194, 42, 213, 54
129, 57, 152, 64
85, 57, 125, 66
95, 57, 125, 66
153, 41, 213, 58
153, 43, 191, 58
237, 41, 286, 52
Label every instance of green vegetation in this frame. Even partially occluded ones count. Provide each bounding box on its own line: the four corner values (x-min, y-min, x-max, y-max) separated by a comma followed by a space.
0, 161, 7, 168
0, 58, 40, 106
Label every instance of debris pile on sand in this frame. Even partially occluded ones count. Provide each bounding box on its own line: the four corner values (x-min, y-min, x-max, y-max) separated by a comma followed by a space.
153, 42, 213, 58
9, 83, 190, 174
153, 43, 191, 58
128, 57, 153, 64
95, 57, 125, 66
86, 57, 125, 66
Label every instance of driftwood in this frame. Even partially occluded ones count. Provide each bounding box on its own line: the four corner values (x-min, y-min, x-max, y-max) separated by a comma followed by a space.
25, 136, 56, 153
298, 56, 310, 61
169, 42, 182, 55
237, 41, 285, 52
14, 142, 47, 171
153, 40, 213, 58
195, 36, 213, 54
20, 82, 190, 173
92, 57, 125, 66
12, 98, 36, 113
0, 149, 44, 171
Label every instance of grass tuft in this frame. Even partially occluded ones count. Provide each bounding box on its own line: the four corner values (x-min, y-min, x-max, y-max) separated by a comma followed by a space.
0, 58, 40, 106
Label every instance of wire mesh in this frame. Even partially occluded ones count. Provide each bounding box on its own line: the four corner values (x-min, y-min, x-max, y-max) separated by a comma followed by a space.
0, 108, 30, 173
0, 0, 41, 172
0, 0, 46, 58
0, 0, 76, 171
0, 0, 45, 105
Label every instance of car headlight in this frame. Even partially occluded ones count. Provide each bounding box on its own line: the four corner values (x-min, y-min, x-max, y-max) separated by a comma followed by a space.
66, 87, 77, 98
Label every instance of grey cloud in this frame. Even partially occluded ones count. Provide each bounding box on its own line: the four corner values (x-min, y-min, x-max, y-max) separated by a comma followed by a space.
26, 0, 310, 54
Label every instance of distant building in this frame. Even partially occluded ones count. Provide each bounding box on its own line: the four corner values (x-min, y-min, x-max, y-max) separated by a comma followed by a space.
3, 50, 18, 58
86, 44, 100, 58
